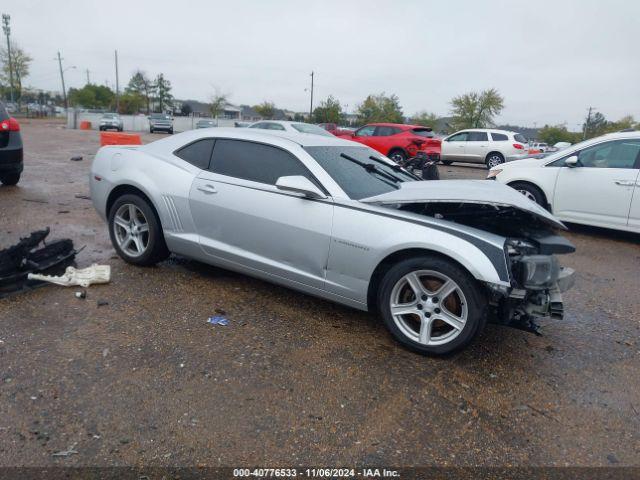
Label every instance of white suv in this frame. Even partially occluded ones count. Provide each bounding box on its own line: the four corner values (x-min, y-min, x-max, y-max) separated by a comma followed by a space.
441, 129, 530, 169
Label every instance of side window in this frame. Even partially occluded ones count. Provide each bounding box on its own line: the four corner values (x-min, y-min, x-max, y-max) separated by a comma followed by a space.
578, 140, 640, 169
210, 139, 316, 185
355, 125, 376, 137
467, 132, 488, 141
250, 122, 268, 129
491, 132, 508, 141
447, 132, 469, 142
266, 123, 285, 131
174, 139, 215, 169
374, 126, 401, 136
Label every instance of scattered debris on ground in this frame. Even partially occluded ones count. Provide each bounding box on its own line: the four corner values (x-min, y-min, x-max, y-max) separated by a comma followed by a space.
52, 442, 79, 457
97, 299, 109, 307
70, 156, 83, 162
207, 315, 228, 326
74, 194, 91, 200
75, 290, 87, 299
28, 264, 110, 287
0, 228, 76, 298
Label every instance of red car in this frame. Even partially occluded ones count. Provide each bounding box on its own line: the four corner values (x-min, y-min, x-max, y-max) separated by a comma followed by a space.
336, 123, 441, 163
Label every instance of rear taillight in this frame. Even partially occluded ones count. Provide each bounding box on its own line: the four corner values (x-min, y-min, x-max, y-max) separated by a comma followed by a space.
513, 143, 524, 149
1, 117, 20, 132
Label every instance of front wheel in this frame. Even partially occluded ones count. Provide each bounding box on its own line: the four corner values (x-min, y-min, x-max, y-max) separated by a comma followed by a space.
377, 255, 487, 355
108, 194, 169, 266
0, 172, 20, 186
509, 181, 546, 206
485, 152, 505, 169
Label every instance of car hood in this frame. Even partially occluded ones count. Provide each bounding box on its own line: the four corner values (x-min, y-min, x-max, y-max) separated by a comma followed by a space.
498, 157, 551, 169
360, 180, 566, 229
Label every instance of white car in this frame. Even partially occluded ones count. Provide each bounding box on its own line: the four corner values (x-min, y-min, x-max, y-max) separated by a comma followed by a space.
488, 131, 640, 233
441, 129, 530, 169
531, 142, 549, 152
248, 120, 334, 137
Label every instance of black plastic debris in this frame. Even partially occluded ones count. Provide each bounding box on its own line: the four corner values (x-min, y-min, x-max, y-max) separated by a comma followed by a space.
70, 156, 83, 162
0, 228, 76, 298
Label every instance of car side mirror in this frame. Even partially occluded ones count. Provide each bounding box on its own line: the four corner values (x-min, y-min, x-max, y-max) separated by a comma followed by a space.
275, 176, 326, 200
565, 155, 579, 168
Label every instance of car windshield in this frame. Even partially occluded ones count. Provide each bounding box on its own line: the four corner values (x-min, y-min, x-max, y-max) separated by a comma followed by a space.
151, 114, 170, 120
304, 146, 417, 200
412, 128, 434, 138
291, 123, 334, 137
103, 114, 118, 118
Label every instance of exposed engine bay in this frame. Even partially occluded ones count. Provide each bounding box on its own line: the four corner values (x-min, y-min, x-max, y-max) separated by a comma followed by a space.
394, 201, 576, 334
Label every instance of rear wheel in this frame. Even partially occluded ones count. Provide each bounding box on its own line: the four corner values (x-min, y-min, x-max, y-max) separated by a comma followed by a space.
377, 255, 487, 355
509, 181, 546, 206
108, 194, 169, 266
0, 172, 20, 186
485, 152, 505, 169
388, 149, 406, 163
149, 128, 154, 133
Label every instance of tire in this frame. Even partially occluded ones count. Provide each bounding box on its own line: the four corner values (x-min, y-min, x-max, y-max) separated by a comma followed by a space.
118, 127, 123, 132
485, 152, 505, 169
377, 255, 487, 355
441, 160, 454, 166
169, 129, 174, 135
108, 194, 170, 266
388, 149, 406, 163
509, 181, 546, 206
99, 127, 104, 131
150, 128, 154, 133
0, 172, 20, 186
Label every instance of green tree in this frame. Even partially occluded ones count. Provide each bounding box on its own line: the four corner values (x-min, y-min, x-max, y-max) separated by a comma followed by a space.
68, 84, 115, 109
537, 125, 582, 145
125, 70, 152, 114
356, 93, 403, 124
410, 110, 438, 127
0, 42, 32, 100
118, 92, 145, 114
153, 73, 173, 112
293, 112, 305, 122
313, 95, 343, 124
450, 88, 504, 130
254, 101, 276, 119
180, 103, 193, 116
209, 89, 229, 118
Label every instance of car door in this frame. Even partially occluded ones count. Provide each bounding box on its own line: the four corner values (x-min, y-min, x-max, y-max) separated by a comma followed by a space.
352, 125, 377, 148
553, 139, 640, 229
628, 176, 640, 232
189, 138, 334, 290
465, 131, 490, 163
441, 132, 469, 162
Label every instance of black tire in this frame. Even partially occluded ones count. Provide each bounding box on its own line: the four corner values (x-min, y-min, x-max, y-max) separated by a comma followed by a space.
509, 181, 546, 207
169, 129, 174, 135
377, 255, 487, 356
99, 127, 104, 131
149, 128, 154, 133
118, 127, 123, 132
108, 194, 170, 266
0, 172, 20, 186
388, 149, 406, 163
441, 160, 454, 166
485, 152, 505, 169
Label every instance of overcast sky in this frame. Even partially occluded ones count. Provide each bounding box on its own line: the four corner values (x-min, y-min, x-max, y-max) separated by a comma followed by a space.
7, 0, 639, 127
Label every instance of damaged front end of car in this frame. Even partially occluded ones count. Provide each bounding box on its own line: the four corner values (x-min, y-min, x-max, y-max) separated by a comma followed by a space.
361, 180, 576, 334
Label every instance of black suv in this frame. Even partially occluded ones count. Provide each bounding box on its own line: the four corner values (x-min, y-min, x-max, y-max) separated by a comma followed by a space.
0, 103, 23, 185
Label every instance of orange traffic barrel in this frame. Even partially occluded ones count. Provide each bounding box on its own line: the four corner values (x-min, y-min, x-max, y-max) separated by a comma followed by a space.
100, 132, 142, 146
80, 121, 92, 130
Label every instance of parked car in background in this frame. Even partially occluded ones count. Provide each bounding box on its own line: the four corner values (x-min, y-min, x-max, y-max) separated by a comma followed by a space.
488, 131, 640, 233
554, 142, 572, 151
234, 121, 251, 128
531, 142, 549, 152
318, 123, 355, 136
249, 120, 333, 137
196, 119, 216, 129
149, 113, 174, 134
441, 129, 529, 168
0, 103, 23, 186
336, 123, 441, 163
99, 113, 123, 132
90, 128, 574, 355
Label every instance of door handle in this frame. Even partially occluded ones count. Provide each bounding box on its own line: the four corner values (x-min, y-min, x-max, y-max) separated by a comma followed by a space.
614, 180, 635, 187
197, 184, 217, 194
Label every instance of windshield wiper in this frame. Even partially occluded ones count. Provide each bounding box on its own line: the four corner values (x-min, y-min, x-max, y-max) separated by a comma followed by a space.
340, 153, 402, 184
368, 155, 420, 180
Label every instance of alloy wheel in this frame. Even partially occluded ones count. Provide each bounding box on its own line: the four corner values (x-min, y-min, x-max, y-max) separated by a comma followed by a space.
487, 155, 503, 168
389, 270, 468, 346
518, 189, 537, 202
113, 203, 150, 257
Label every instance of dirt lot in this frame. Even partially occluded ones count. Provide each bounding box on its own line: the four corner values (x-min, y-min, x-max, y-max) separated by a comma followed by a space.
1, 121, 639, 468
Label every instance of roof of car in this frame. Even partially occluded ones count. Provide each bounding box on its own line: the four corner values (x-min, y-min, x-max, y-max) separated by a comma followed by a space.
142, 127, 357, 154
366, 123, 424, 129
455, 128, 520, 135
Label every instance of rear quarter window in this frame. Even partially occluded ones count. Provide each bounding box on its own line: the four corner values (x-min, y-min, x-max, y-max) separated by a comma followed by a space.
174, 139, 215, 169
514, 134, 528, 143
491, 132, 508, 141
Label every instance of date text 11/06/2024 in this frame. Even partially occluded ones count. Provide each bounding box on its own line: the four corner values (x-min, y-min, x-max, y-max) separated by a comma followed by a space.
233, 468, 400, 478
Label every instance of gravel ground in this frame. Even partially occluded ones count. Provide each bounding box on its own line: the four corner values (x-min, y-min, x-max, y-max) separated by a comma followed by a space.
0, 121, 639, 468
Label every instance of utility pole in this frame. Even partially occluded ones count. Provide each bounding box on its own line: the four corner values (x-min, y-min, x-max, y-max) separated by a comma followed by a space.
2, 14, 14, 104
57, 51, 68, 111
309, 71, 314, 121
583, 106, 595, 140
114, 50, 120, 113
85, 68, 90, 85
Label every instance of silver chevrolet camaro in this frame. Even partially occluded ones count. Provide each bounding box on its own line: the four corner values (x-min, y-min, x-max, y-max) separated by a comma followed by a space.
90, 128, 575, 355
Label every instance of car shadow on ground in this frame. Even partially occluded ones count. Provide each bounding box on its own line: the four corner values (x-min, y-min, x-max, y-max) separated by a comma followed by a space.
564, 222, 639, 244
